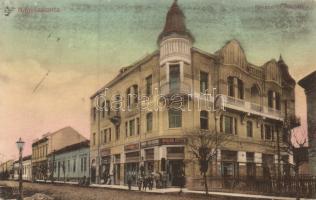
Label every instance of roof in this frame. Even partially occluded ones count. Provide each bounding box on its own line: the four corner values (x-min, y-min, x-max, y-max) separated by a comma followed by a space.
157, 0, 194, 43
298, 70, 316, 90
90, 50, 159, 99
47, 140, 90, 156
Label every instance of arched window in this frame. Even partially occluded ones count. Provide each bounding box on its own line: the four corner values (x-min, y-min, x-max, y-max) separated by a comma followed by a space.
227, 76, 244, 99
200, 110, 209, 129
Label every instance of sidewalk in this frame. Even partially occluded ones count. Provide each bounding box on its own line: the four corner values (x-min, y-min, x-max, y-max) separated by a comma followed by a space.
90, 183, 315, 200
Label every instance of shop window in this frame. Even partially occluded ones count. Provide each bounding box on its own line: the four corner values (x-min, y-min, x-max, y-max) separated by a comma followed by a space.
247, 121, 253, 137
200, 110, 209, 130
200, 71, 208, 94
168, 109, 182, 128
146, 112, 153, 132
146, 75, 152, 96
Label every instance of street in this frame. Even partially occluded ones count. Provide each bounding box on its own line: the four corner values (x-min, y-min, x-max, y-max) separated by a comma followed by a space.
0, 181, 271, 200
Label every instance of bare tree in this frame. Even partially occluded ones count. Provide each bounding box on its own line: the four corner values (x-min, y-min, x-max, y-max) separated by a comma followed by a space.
187, 129, 230, 195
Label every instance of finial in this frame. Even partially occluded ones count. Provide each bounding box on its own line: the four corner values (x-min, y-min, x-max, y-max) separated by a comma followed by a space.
279, 54, 283, 61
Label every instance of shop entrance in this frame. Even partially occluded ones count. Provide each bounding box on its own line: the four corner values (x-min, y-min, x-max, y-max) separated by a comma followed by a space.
124, 162, 139, 185
167, 160, 184, 187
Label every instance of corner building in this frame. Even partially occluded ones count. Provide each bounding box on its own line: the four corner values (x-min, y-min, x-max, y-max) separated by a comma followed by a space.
90, 1, 299, 189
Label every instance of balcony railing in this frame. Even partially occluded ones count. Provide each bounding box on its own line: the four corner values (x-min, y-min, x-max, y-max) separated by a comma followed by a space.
222, 95, 283, 120
160, 82, 191, 97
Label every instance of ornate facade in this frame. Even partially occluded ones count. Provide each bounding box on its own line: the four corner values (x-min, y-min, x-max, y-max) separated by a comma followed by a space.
90, 0, 298, 189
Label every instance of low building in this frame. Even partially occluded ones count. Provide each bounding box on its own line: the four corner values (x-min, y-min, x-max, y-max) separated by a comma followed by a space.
298, 71, 316, 176
47, 140, 90, 182
32, 126, 87, 181
0, 160, 14, 180
13, 156, 32, 181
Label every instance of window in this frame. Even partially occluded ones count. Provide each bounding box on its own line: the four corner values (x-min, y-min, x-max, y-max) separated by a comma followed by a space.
227, 77, 243, 99
224, 116, 233, 134
73, 159, 76, 172
136, 118, 140, 135
67, 160, 70, 172
275, 92, 281, 110
92, 107, 97, 121
106, 100, 111, 115
129, 119, 135, 136
268, 90, 274, 108
84, 157, 87, 172
133, 85, 138, 104
221, 115, 237, 134
125, 121, 128, 137
168, 109, 182, 128
146, 112, 153, 132
126, 88, 131, 107
169, 64, 180, 92
81, 158, 84, 172
247, 121, 253, 137
227, 77, 234, 97
109, 128, 111, 142
237, 79, 244, 99
115, 126, 120, 140
246, 152, 255, 178
101, 101, 105, 118
200, 71, 208, 94
93, 133, 96, 146
146, 75, 152, 96
265, 124, 273, 140
103, 129, 108, 144
200, 110, 208, 129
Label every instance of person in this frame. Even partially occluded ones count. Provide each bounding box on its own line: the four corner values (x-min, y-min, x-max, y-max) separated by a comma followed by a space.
127, 174, 132, 190
137, 175, 143, 191
148, 175, 153, 190
143, 175, 148, 191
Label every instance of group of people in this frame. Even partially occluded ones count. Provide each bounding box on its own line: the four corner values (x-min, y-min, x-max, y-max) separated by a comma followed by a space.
136, 175, 154, 191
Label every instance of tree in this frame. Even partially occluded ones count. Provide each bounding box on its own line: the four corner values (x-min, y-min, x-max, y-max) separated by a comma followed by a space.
187, 129, 230, 195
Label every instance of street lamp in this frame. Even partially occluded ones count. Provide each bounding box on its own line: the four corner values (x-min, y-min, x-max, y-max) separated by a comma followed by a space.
16, 138, 25, 200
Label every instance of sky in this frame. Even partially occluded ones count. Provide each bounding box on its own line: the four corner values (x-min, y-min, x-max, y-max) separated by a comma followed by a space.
0, 0, 315, 161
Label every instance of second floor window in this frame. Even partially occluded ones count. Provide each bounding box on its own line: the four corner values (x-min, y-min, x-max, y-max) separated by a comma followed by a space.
247, 121, 253, 137
227, 76, 244, 99
129, 119, 135, 136
169, 64, 180, 92
220, 115, 237, 135
264, 124, 273, 140
200, 71, 208, 94
146, 75, 152, 96
146, 112, 153, 132
200, 110, 208, 130
169, 109, 182, 128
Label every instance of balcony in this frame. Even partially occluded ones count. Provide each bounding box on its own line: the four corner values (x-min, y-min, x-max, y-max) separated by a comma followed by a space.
222, 95, 283, 121
159, 82, 191, 98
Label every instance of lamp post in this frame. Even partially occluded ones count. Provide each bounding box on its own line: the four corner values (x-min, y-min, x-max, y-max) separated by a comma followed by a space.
16, 137, 25, 200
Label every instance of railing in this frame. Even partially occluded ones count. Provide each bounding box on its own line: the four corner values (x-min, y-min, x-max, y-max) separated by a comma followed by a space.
222, 95, 283, 120
160, 82, 191, 97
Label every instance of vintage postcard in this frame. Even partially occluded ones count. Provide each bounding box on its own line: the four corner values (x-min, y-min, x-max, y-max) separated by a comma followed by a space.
0, 0, 315, 199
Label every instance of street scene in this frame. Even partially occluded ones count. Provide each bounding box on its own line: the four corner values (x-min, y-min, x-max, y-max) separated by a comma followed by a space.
1, 0, 316, 199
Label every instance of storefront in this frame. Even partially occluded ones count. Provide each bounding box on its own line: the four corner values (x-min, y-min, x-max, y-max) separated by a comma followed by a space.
113, 154, 121, 185
144, 148, 154, 175
166, 146, 185, 186
124, 143, 140, 185
100, 148, 111, 184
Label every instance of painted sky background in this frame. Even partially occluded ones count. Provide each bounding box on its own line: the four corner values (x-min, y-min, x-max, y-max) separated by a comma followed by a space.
0, 0, 315, 161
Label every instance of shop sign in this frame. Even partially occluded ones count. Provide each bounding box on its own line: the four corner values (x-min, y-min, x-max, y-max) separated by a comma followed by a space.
141, 139, 159, 148
160, 138, 185, 145
100, 148, 111, 157
124, 143, 140, 151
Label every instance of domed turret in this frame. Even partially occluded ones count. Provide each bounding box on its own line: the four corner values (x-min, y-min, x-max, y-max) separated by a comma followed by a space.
158, 0, 194, 66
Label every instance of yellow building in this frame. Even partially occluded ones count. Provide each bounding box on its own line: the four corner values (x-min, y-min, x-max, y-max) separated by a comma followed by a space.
89, 0, 299, 189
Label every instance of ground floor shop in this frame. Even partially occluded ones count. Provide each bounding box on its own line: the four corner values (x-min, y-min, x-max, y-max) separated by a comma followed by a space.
90, 138, 294, 189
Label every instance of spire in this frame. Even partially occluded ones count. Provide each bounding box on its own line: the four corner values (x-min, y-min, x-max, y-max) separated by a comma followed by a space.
158, 0, 194, 43
279, 54, 284, 62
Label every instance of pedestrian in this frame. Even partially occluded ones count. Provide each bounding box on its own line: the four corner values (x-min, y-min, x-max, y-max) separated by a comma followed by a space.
143, 176, 148, 191
137, 176, 143, 191
127, 174, 132, 190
